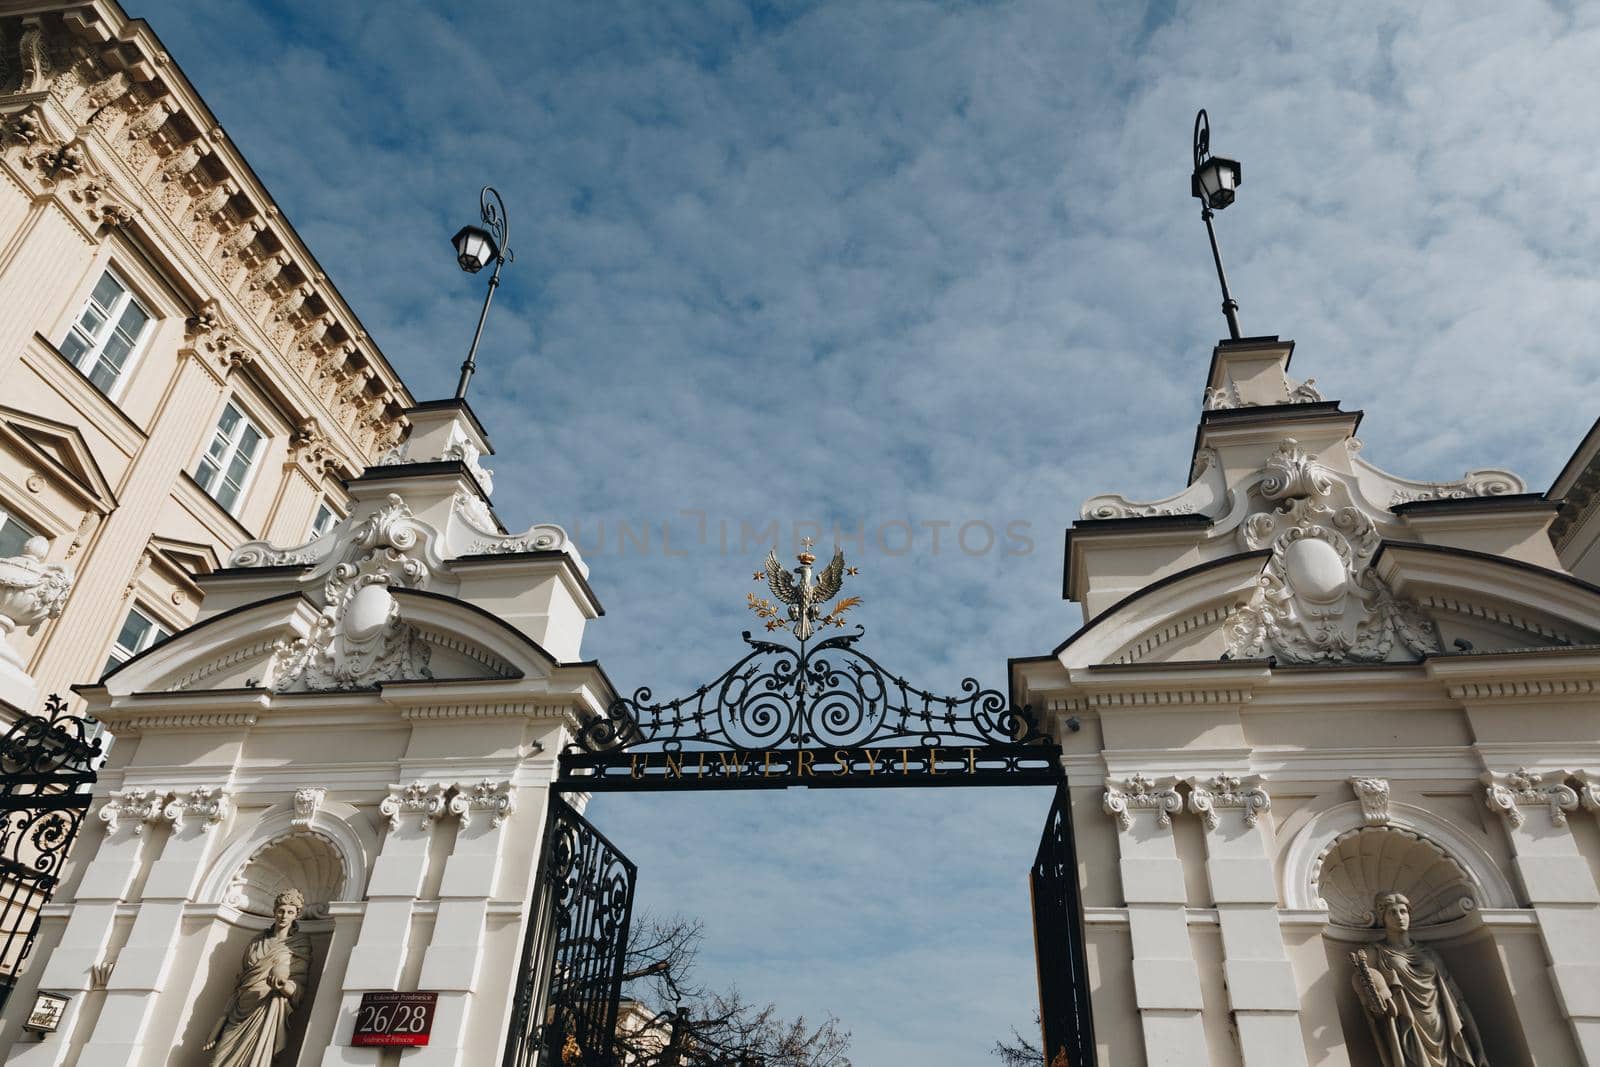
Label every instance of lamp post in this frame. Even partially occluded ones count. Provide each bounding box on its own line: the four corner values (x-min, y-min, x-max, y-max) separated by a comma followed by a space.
1191, 109, 1243, 341
450, 185, 513, 400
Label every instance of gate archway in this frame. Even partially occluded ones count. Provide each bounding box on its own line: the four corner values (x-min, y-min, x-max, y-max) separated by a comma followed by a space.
505, 572, 1096, 1067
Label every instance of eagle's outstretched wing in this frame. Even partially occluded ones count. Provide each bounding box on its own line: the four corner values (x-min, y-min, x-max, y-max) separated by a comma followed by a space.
812, 545, 846, 602
764, 548, 798, 605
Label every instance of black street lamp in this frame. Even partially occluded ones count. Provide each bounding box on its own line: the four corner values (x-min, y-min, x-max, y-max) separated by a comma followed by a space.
450, 185, 513, 399
1191, 109, 1244, 340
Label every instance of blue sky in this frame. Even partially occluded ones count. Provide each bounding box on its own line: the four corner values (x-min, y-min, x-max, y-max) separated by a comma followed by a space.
134, 0, 1600, 1060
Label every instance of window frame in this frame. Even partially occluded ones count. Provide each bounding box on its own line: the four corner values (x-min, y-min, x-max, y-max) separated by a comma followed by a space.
102, 603, 172, 678
57, 267, 156, 399
309, 499, 341, 539
0, 503, 43, 558
193, 399, 266, 518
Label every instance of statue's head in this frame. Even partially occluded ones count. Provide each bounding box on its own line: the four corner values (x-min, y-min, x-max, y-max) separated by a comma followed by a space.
273, 888, 306, 926
1373, 891, 1411, 935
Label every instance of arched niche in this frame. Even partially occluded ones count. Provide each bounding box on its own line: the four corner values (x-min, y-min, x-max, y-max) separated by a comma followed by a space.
1300, 820, 1533, 1066
198, 798, 376, 908
179, 801, 374, 1063
1281, 800, 1517, 915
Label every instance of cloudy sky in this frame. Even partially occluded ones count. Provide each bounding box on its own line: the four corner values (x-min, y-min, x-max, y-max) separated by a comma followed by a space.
135, 0, 1599, 1060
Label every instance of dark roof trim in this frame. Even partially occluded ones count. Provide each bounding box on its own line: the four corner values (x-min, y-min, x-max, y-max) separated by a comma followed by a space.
198, 563, 317, 580
404, 398, 494, 454
346, 460, 493, 507
1373, 540, 1600, 600
1062, 515, 1214, 600
1548, 416, 1600, 499
453, 550, 605, 616
1391, 493, 1555, 517
1199, 400, 1347, 425
1052, 549, 1271, 656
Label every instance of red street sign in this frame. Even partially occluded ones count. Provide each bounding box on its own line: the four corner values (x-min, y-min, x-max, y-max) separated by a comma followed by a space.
351, 991, 438, 1047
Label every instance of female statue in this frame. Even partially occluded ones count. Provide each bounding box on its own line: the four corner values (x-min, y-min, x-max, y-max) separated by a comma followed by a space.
1350, 891, 1490, 1067
203, 888, 314, 1067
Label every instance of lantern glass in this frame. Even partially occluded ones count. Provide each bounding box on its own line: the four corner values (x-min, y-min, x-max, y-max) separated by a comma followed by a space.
452, 225, 497, 274
1192, 157, 1241, 210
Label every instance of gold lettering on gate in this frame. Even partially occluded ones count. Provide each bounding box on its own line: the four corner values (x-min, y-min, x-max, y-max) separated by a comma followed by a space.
664, 754, 684, 779
796, 751, 815, 777
718, 751, 743, 777
833, 750, 851, 776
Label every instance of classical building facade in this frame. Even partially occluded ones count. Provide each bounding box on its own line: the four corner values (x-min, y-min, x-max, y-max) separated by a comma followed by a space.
1015, 337, 1600, 1065
0, 0, 413, 716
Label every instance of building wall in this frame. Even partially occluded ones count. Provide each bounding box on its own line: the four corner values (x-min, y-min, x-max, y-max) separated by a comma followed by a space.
0, 0, 413, 712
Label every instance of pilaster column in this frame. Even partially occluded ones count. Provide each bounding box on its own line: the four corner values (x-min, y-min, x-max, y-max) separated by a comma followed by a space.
1483, 767, 1600, 1061
320, 782, 446, 1067
78, 785, 231, 1066
1103, 773, 1205, 1066
1185, 774, 1307, 1067
6, 788, 163, 1067
407, 780, 519, 1066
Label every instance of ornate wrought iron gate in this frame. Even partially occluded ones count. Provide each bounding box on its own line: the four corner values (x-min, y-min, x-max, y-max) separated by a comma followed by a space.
0, 696, 101, 1011
1032, 782, 1096, 1066
503, 795, 637, 1067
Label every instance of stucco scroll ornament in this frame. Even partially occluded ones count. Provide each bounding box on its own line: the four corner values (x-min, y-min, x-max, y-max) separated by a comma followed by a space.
98, 787, 167, 835
1576, 771, 1600, 817
1103, 773, 1183, 831
1481, 766, 1578, 829
1186, 773, 1270, 831
266, 494, 436, 691
1350, 892, 1490, 1067
0, 536, 74, 671
379, 782, 447, 832
163, 786, 232, 831
448, 780, 518, 829
453, 489, 572, 555
1351, 777, 1392, 826
1225, 440, 1439, 664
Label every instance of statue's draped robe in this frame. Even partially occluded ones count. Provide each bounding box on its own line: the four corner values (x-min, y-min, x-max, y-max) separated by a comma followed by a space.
1365, 942, 1488, 1067
209, 927, 313, 1067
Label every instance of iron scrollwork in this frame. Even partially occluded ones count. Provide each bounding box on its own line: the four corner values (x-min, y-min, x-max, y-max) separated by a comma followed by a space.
563, 628, 1061, 790
0, 694, 102, 1009
503, 796, 636, 1067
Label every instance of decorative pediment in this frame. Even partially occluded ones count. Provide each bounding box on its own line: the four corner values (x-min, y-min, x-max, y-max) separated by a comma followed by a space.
0, 405, 116, 511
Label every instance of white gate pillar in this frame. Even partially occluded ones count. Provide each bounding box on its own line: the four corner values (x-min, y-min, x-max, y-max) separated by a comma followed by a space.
406, 780, 519, 1066
1484, 768, 1600, 1062
319, 782, 446, 1067
1185, 774, 1307, 1067
7, 787, 162, 1067
77, 786, 232, 1066
1103, 774, 1205, 1066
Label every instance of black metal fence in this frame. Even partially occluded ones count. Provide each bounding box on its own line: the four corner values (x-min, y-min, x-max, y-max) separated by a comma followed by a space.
1032, 782, 1097, 1066
503, 795, 637, 1067
0, 694, 101, 1012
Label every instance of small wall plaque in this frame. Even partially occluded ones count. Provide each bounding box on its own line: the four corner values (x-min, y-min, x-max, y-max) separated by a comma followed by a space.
350, 991, 438, 1047
24, 990, 71, 1034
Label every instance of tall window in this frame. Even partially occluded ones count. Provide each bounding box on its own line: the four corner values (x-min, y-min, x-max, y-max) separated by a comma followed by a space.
194, 401, 263, 515
310, 500, 339, 538
0, 506, 40, 558
59, 270, 153, 394
103, 605, 170, 676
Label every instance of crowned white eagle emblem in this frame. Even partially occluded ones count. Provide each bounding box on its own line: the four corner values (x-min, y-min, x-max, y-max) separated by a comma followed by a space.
747, 538, 860, 640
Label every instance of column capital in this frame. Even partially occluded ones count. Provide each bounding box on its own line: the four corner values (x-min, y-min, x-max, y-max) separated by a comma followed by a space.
1186, 773, 1270, 832
379, 781, 448, 831
1482, 767, 1578, 829
160, 785, 231, 831
446, 779, 516, 829
1104, 773, 1182, 831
